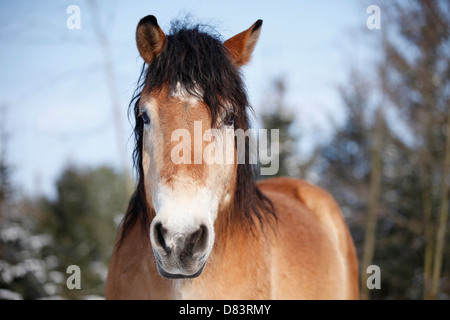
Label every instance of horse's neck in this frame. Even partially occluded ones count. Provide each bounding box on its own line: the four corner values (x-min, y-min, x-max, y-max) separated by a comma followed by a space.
169, 222, 272, 299
119, 205, 271, 299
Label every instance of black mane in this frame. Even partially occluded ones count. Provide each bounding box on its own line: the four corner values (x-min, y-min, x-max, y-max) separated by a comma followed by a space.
119, 20, 276, 244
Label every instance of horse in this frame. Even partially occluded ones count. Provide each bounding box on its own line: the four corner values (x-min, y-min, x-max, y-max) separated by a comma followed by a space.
105, 15, 359, 299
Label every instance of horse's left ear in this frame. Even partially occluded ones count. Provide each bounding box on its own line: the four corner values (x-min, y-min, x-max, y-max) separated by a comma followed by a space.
224, 20, 262, 67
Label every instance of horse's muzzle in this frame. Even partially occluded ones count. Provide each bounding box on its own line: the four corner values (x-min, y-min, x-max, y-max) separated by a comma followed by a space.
149, 219, 211, 278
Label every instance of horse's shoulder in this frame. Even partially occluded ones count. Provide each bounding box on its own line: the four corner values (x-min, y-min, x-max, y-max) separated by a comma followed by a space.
257, 177, 340, 219
257, 177, 358, 299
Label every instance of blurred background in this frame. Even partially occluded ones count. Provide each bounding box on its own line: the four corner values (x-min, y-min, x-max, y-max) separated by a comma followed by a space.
0, 0, 448, 300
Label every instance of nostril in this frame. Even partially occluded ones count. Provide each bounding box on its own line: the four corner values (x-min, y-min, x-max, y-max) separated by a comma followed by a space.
189, 225, 209, 256
153, 222, 169, 253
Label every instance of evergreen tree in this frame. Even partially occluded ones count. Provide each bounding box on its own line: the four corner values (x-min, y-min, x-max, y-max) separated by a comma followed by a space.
39, 165, 129, 298
381, 0, 450, 299
318, 0, 450, 299
318, 69, 426, 299
259, 77, 301, 178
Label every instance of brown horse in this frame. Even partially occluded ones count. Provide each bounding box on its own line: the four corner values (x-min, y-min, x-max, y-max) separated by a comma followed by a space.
105, 15, 358, 299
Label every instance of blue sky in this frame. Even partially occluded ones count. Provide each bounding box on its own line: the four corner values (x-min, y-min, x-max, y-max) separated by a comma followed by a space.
0, 0, 379, 197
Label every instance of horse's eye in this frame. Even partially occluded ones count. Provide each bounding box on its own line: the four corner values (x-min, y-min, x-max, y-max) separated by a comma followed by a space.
141, 111, 150, 125
224, 111, 235, 127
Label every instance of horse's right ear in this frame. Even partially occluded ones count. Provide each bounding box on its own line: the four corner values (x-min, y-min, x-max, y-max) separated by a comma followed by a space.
136, 15, 166, 64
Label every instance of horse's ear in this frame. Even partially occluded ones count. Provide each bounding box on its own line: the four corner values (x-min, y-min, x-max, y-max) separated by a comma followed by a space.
224, 20, 262, 67
136, 15, 166, 64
